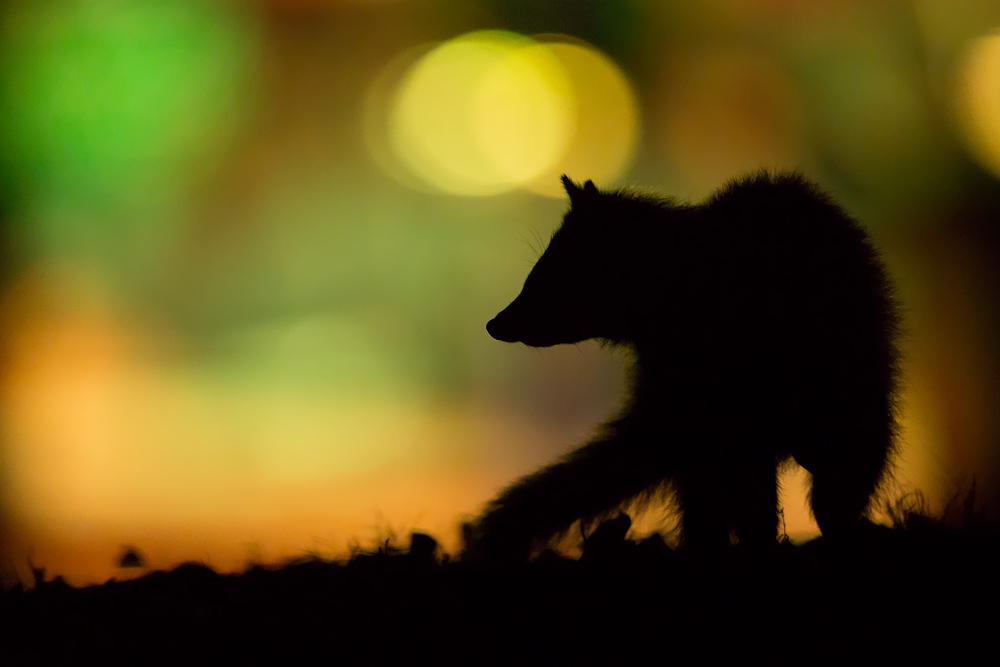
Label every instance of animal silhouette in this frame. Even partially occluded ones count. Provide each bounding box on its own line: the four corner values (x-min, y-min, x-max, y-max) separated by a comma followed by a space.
467, 172, 901, 562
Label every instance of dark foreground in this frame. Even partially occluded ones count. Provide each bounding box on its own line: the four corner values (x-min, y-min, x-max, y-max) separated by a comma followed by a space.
3, 508, 997, 665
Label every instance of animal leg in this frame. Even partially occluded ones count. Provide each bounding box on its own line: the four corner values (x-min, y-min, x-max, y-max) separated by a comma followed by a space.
730, 452, 781, 549
674, 461, 732, 551
807, 415, 894, 539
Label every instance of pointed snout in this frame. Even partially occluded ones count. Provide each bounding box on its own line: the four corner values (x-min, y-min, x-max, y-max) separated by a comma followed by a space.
487, 298, 561, 347
486, 305, 520, 343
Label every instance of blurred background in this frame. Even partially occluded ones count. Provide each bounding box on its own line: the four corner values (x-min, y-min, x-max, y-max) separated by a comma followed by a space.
1, 0, 999, 586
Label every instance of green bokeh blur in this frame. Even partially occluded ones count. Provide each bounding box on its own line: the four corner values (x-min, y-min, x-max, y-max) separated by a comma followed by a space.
0, 0, 259, 293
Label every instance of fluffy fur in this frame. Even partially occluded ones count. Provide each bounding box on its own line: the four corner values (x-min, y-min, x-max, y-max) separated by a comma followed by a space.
468, 171, 902, 561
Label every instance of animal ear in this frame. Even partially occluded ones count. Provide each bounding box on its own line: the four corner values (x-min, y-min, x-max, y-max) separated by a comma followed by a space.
562, 174, 582, 205
563, 175, 600, 207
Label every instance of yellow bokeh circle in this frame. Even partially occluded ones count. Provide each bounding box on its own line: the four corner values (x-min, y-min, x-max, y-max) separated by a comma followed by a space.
385, 32, 639, 197
389, 31, 574, 196
472, 42, 576, 185
956, 33, 1000, 181
522, 39, 640, 198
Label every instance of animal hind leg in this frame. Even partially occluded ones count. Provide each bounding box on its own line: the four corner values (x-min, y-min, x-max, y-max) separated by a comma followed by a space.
806, 415, 894, 539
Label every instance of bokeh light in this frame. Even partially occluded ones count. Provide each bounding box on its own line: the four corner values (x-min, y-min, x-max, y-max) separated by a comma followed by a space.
364, 44, 439, 193
472, 42, 576, 187
389, 31, 575, 196
383, 31, 638, 197
956, 32, 1000, 180
1, 263, 611, 582
0, 0, 259, 208
523, 39, 639, 197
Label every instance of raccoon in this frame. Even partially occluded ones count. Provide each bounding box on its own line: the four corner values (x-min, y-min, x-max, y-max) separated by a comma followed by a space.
468, 172, 901, 561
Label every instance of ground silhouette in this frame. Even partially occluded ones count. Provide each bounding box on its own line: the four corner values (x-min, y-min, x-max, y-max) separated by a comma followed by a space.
469, 172, 902, 562
1, 497, 995, 663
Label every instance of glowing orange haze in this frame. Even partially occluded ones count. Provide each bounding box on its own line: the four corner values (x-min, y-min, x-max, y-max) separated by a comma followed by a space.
0, 267, 939, 587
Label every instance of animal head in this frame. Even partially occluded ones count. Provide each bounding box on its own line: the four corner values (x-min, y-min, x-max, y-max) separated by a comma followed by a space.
487, 176, 643, 347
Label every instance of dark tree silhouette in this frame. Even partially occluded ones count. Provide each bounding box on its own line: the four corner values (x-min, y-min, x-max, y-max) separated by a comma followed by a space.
467, 172, 902, 562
